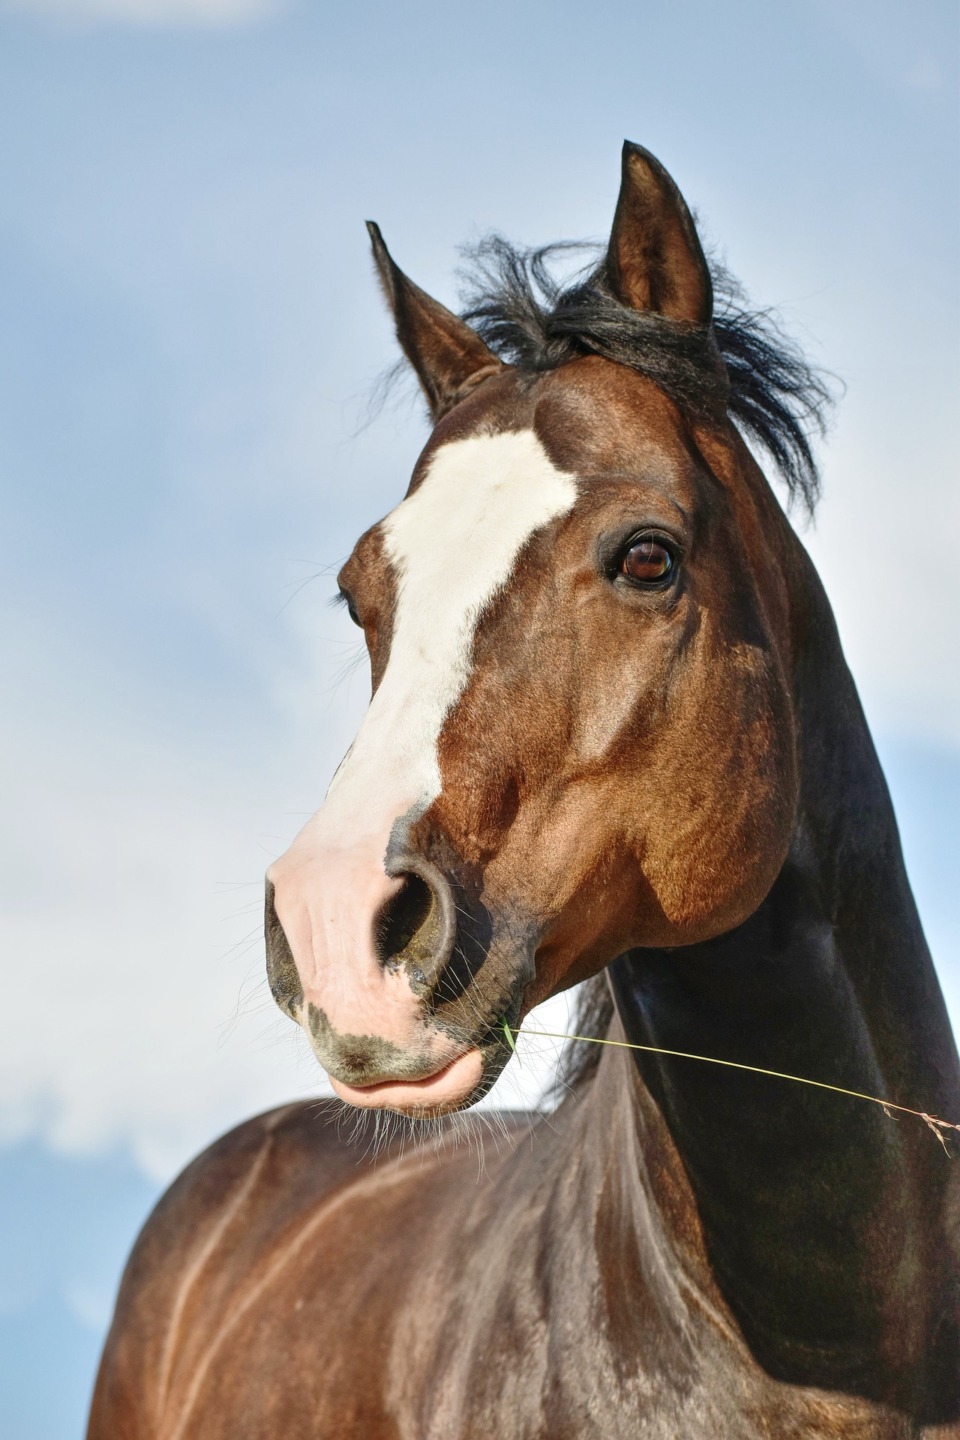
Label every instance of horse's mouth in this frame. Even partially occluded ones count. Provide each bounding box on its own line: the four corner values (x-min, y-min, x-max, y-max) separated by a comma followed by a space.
306, 972, 528, 1115
328, 1047, 487, 1115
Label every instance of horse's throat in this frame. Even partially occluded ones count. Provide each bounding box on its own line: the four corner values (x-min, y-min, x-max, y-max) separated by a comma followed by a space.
606, 821, 959, 1415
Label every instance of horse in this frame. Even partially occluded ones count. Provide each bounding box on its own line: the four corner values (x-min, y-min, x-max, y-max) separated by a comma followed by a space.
88, 142, 959, 1438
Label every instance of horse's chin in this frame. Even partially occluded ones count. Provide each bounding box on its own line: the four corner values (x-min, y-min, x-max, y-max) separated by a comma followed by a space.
328, 1047, 487, 1116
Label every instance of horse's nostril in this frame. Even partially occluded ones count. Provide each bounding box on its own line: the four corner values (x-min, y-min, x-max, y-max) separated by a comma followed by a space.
375, 873, 434, 971
377, 852, 459, 993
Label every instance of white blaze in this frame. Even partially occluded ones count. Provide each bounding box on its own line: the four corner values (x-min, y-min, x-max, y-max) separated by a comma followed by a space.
269, 428, 579, 1026
324, 429, 578, 837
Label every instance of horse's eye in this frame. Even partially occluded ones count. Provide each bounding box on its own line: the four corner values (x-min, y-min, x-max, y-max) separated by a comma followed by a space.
621, 537, 675, 585
340, 589, 362, 626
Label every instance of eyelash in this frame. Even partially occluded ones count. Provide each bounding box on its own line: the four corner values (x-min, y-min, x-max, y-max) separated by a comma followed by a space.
336, 589, 362, 627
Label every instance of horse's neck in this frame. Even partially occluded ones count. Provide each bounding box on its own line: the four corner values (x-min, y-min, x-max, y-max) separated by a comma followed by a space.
603, 605, 959, 1414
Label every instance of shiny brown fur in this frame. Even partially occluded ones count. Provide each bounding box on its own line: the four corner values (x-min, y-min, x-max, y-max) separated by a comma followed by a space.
88, 144, 960, 1437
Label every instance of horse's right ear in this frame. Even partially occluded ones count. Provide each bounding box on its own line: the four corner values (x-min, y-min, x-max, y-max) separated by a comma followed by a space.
606, 142, 713, 325
366, 222, 503, 420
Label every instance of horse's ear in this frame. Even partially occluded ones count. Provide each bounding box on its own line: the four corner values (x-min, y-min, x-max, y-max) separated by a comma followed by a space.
366, 222, 503, 419
606, 142, 713, 325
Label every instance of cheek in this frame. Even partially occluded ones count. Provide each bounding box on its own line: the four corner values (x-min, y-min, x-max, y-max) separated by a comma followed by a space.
366, 613, 394, 692
481, 783, 646, 1008
431, 603, 680, 873
632, 648, 798, 938
434, 615, 797, 957
430, 657, 568, 859
568, 636, 672, 765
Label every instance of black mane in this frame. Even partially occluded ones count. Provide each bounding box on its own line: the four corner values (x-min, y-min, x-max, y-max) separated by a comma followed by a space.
460, 237, 833, 514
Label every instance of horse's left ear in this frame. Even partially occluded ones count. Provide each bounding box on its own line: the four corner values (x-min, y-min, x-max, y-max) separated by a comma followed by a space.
366, 221, 503, 419
606, 142, 713, 325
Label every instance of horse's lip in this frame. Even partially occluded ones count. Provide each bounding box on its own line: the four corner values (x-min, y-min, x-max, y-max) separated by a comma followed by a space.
328, 1048, 486, 1115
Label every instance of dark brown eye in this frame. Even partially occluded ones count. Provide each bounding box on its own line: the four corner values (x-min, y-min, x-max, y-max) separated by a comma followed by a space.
621, 538, 675, 585
339, 589, 362, 626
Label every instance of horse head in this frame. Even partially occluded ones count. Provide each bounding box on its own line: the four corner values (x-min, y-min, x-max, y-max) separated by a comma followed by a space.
265, 143, 806, 1114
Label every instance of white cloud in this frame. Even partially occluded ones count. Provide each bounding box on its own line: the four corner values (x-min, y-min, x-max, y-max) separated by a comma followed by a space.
0, 606, 324, 1179
0, 0, 284, 28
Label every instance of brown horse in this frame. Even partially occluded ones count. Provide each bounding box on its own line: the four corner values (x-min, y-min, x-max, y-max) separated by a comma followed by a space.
88, 144, 959, 1438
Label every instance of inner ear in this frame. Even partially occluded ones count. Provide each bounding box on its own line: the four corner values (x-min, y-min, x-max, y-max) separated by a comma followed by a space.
367, 221, 504, 420
606, 142, 713, 326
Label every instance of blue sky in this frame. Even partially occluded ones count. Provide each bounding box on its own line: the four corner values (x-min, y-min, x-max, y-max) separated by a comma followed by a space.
0, 1, 957, 1435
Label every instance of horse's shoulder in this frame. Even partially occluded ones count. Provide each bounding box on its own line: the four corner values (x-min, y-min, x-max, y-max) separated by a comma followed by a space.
133, 1099, 379, 1297
86, 1100, 371, 1438
143, 1099, 368, 1257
